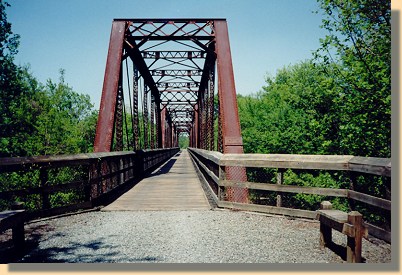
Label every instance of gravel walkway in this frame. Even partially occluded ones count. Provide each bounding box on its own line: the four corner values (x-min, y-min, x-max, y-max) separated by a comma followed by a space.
11, 209, 391, 263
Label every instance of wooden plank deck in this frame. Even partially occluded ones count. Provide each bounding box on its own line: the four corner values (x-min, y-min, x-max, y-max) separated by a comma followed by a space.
101, 149, 211, 211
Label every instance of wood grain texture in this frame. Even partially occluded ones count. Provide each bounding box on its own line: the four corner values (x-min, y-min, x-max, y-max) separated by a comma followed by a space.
101, 150, 211, 211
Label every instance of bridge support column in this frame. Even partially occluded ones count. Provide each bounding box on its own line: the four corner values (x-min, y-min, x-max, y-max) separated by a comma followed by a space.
214, 20, 248, 203
94, 21, 126, 152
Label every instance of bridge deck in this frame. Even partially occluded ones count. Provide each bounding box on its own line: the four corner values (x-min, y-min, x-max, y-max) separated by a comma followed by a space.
101, 149, 210, 211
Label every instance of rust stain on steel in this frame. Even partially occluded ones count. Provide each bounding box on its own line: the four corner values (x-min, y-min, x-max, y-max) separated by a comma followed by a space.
161, 108, 166, 148
214, 20, 244, 154
94, 21, 126, 152
214, 20, 248, 203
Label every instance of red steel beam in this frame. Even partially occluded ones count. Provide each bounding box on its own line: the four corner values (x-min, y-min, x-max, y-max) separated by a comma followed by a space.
161, 108, 166, 148
214, 20, 244, 154
214, 20, 248, 203
94, 21, 126, 152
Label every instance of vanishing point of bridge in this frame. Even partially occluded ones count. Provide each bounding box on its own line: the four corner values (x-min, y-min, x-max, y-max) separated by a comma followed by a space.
94, 18, 248, 203
0, 19, 391, 264
102, 150, 210, 211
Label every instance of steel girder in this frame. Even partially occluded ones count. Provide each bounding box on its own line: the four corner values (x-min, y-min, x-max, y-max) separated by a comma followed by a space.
93, 19, 247, 202
94, 18, 244, 151
93, 21, 125, 153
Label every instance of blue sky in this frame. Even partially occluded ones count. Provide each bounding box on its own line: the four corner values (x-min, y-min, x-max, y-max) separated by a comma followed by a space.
8, 0, 328, 108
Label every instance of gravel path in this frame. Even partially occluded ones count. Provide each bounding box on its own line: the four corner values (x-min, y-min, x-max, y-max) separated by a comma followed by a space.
10, 209, 391, 263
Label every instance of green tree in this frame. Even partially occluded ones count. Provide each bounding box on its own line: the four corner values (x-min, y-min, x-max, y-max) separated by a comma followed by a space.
314, 0, 391, 158
25, 70, 95, 155
2, 65, 43, 156
179, 135, 189, 149
238, 61, 341, 156
1, 2, 98, 157
0, 1, 99, 211
0, 0, 24, 156
237, 0, 390, 223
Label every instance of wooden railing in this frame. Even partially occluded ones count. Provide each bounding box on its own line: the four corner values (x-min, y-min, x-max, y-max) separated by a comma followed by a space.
0, 148, 179, 220
188, 148, 391, 243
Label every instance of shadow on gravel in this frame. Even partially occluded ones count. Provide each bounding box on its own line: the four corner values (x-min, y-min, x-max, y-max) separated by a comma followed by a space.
19, 236, 161, 263
326, 241, 367, 263
20, 239, 115, 263
0, 240, 25, 263
0, 223, 54, 263
2, 223, 161, 263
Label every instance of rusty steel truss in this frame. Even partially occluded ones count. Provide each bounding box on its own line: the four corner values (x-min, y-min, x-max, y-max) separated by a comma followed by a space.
93, 19, 247, 202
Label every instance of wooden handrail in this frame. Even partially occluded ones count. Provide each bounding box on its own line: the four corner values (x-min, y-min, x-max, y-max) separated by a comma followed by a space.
188, 147, 391, 243
0, 148, 180, 172
0, 148, 180, 219
0, 151, 136, 172
188, 148, 391, 177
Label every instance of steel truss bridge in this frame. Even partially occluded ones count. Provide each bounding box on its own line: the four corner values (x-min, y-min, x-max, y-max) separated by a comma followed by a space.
0, 19, 391, 264
94, 18, 248, 202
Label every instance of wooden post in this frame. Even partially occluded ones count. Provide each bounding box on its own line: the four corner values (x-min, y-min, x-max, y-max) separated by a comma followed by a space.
85, 163, 92, 203
119, 158, 124, 185
276, 169, 284, 207
218, 165, 226, 201
348, 172, 356, 211
319, 201, 332, 247
11, 204, 25, 249
320, 201, 332, 210
12, 222, 25, 250
39, 168, 50, 210
347, 211, 363, 263
96, 161, 102, 198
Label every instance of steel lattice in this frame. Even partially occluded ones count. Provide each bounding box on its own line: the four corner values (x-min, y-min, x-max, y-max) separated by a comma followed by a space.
94, 19, 248, 202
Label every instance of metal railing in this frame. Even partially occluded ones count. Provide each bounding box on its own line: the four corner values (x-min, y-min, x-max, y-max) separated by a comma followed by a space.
0, 148, 179, 220
188, 147, 391, 243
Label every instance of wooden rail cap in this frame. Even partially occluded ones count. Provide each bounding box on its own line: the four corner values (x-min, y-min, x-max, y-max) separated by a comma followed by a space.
0, 210, 25, 230
0, 209, 26, 250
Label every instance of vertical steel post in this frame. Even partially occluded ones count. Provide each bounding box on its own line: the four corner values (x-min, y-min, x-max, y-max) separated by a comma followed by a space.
217, 97, 223, 153
214, 20, 248, 203
194, 104, 199, 148
133, 66, 140, 150
208, 67, 215, 150
143, 88, 149, 149
214, 20, 244, 154
114, 66, 124, 151
156, 103, 162, 148
94, 21, 126, 152
161, 108, 166, 148
151, 97, 155, 149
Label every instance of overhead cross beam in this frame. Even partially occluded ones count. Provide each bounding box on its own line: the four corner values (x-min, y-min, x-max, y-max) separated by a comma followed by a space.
93, 18, 247, 203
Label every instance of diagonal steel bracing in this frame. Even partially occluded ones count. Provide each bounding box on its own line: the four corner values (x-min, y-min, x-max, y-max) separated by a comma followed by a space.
94, 19, 248, 202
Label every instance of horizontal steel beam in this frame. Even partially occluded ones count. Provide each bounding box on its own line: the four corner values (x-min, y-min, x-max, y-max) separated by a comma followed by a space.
114, 18, 226, 23
156, 82, 199, 88
143, 51, 206, 59
128, 36, 213, 41
151, 70, 202, 77
161, 101, 197, 104
159, 89, 197, 95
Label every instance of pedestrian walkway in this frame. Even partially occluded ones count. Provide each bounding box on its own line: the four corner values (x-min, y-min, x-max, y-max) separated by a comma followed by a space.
101, 149, 211, 211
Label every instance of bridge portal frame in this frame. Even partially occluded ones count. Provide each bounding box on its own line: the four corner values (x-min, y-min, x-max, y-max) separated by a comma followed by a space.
93, 18, 247, 202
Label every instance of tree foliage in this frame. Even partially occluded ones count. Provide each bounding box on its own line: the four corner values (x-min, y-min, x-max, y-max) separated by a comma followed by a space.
0, 1, 97, 157
237, 0, 390, 225
239, 0, 390, 158
179, 135, 189, 149
0, 1, 98, 211
0, 66, 97, 157
314, 0, 391, 158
